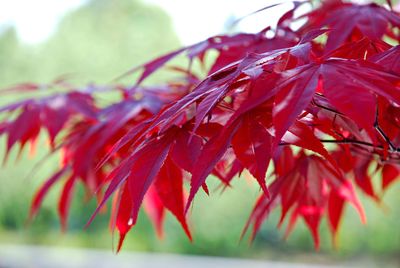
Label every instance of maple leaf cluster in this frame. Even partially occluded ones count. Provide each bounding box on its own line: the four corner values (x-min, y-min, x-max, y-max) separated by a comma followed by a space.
1, 0, 400, 251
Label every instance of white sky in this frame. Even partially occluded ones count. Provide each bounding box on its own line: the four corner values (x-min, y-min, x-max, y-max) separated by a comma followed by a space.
144, 0, 295, 45
0, 0, 87, 44
0, 0, 295, 45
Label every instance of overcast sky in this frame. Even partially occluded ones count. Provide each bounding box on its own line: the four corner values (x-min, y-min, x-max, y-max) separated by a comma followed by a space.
0, 0, 296, 45
0, 0, 86, 43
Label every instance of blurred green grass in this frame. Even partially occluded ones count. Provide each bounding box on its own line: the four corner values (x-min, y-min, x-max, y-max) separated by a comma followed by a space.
0, 0, 399, 264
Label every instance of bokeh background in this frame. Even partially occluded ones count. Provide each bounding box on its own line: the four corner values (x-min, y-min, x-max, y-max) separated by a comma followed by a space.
0, 0, 399, 267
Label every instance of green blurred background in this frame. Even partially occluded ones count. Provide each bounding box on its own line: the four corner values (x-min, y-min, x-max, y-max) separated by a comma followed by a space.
0, 0, 399, 266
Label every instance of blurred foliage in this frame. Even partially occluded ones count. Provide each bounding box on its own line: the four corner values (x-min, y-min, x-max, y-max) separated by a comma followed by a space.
0, 0, 180, 87
0, 0, 398, 265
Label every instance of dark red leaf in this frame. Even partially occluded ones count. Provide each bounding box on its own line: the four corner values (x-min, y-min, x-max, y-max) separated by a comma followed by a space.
232, 114, 272, 193
58, 175, 76, 231
186, 120, 242, 212
154, 157, 192, 239
382, 164, 399, 191
30, 167, 68, 219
